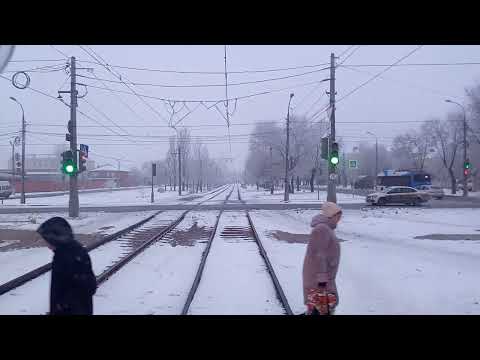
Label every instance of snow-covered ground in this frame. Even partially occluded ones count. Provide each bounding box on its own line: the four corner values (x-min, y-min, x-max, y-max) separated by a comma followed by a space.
94, 211, 217, 315
0, 185, 228, 208
443, 188, 480, 197
188, 211, 284, 315
0, 211, 185, 315
0, 211, 157, 285
250, 207, 480, 315
239, 187, 366, 204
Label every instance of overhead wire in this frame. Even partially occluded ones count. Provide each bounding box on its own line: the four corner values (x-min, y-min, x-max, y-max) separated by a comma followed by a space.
78, 45, 170, 125
75, 66, 331, 88
336, 46, 425, 104
82, 78, 330, 104
75, 59, 331, 75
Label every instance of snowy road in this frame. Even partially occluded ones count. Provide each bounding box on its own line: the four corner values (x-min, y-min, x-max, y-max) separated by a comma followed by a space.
250, 208, 480, 315
188, 211, 284, 315
0, 185, 229, 208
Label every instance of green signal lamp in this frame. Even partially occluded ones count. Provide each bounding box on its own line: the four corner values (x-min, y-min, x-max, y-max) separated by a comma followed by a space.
330, 142, 339, 166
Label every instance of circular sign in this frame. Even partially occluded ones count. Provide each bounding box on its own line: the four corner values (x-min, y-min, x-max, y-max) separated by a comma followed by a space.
12, 71, 30, 89
329, 173, 338, 181
0, 45, 15, 74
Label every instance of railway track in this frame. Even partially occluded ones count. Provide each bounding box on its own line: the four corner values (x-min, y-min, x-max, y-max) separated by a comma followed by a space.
0, 185, 232, 302
1, 184, 292, 315
182, 184, 292, 315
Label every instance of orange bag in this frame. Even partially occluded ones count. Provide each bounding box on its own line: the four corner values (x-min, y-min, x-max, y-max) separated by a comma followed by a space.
306, 288, 337, 315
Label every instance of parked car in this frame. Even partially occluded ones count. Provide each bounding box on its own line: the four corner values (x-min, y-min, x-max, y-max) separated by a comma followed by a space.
0, 181, 13, 200
366, 186, 431, 206
418, 185, 444, 199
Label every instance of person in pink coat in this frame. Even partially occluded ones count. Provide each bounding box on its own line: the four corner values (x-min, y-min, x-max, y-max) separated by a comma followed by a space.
303, 202, 342, 315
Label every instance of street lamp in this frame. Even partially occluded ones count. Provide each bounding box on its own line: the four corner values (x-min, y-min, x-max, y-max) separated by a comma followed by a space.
9, 96, 26, 204
445, 99, 468, 197
284, 93, 294, 202
366, 131, 378, 187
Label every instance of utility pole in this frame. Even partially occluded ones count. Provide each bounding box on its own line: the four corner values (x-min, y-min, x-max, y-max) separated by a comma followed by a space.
21, 108, 26, 204
327, 53, 337, 203
270, 146, 274, 195
284, 93, 294, 202
463, 110, 468, 197
9, 97, 26, 203
69, 56, 79, 217
178, 143, 182, 196
9, 140, 15, 194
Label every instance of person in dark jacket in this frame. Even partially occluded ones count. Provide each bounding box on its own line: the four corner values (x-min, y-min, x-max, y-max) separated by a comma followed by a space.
37, 217, 97, 315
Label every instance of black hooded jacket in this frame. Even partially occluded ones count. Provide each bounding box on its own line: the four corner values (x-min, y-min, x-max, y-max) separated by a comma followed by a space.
37, 217, 97, 315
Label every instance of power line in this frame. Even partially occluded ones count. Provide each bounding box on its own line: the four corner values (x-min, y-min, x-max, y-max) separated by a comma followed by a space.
75, 66, 331, 88
78, 45, 170, 124
80, 98, 132, 136
7, 118, 462, 130
82, 78, 330, 104
76, 59, 331, 75
337, 45, 362, 66
338, 45, 355, 58
336, 45, 425, 104
340, 64, 462, 101
49, 45, 70, 59
3, 62, 68, 73
8, 59, 65, 63
339, 61, 480, 67
86, 69, 153, 127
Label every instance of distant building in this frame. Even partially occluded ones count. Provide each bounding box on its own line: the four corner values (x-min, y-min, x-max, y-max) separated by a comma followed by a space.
0, 155, 138, 192
88, 164, 137, 188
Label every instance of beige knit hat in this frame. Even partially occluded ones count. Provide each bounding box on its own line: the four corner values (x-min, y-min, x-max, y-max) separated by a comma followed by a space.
321, 202, 342, 218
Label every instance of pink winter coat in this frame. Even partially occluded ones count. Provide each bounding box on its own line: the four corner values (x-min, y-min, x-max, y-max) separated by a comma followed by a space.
302, 214, 341, 306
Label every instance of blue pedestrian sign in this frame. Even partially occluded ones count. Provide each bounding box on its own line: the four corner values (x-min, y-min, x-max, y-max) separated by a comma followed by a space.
80, 144, 89, 158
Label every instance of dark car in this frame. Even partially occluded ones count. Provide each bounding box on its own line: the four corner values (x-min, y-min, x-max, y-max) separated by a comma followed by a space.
0, 181, 12, 200
366, 186, 430, 206
354, 176, 375, 189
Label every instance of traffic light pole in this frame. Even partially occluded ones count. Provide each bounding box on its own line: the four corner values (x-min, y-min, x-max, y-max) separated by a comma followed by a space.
327, 53, 337, 204
21, 107, 26, 204
69, 56, 79, 218
178, 143, 182, 196
284, 93, 294, 202
463, 110, 468, 197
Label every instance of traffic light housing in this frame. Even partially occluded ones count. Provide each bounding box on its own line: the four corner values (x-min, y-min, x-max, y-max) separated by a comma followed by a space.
330, 142, 339, 167
61, 150, 77, 176
321, 137, 329, 160
66, 120, 73, 142
78, 151, 87, 173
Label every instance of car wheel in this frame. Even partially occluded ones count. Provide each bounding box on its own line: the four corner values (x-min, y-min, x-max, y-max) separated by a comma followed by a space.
412, 197, 421, 206
377, 198, 386, 206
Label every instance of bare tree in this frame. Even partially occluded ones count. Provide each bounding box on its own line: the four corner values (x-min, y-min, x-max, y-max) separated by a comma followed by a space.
391, 128, 433, 171
426, 116, 462, 194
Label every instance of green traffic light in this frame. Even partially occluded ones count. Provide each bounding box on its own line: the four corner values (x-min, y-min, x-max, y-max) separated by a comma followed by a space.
62, 159, 77, 175
330, 156, 339, 165
464, 162, 471, 169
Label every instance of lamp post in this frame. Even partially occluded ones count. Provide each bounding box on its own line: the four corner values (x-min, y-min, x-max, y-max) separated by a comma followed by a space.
366, 131, 378, 188
9, 97, 26, 204
445, 99, 468, 197
284, 93, 294, 202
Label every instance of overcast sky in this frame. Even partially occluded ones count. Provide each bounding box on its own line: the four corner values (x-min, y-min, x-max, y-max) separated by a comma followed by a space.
1, 45, 480, 172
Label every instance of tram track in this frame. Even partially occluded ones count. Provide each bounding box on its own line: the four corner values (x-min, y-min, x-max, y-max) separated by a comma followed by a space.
0, 185, 231, 300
